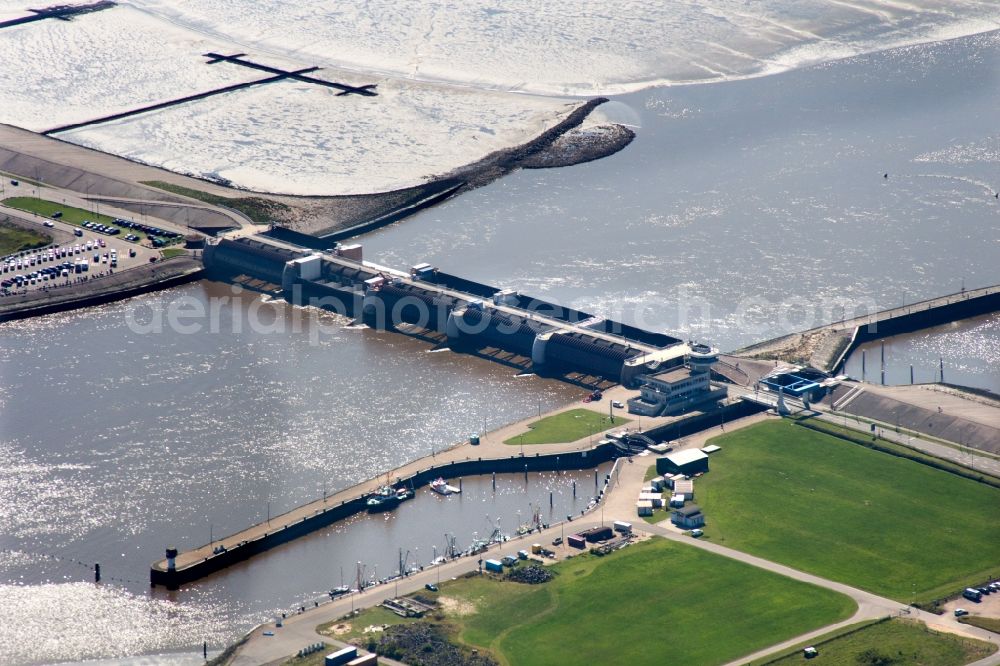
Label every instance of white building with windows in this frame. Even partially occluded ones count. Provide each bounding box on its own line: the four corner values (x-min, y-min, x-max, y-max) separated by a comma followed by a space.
627, 344, 726, 416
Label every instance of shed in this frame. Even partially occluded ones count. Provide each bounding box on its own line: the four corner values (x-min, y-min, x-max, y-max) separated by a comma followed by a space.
673, 478, 694, 500
650, 476, 667, 492
656, 449, 709, 476
636, 500, 653, 517
671, 504, 705, 529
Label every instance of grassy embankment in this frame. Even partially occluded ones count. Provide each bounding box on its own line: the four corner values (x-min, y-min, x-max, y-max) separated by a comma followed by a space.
960, 615, 1000, 633
696, 419, 1000, 605
0, 221, 50, 255
320, 538, 855, 666
751, 617, 995, 665
141, 180, 289, 226
503, 408, 630, 445
1, 197, 175, 245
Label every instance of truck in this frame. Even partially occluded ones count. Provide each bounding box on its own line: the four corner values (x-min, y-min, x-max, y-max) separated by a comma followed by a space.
963, 588, 983, 602
613, 520, 632, 535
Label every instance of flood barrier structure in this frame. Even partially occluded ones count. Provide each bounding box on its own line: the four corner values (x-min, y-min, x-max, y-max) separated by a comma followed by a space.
203, 237, 691, 387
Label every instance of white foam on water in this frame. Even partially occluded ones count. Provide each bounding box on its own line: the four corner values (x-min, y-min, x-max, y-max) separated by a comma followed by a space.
120, 0, 1000, 95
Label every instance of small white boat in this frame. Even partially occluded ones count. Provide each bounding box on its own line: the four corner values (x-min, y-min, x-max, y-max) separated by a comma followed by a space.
430, 477, 461, 495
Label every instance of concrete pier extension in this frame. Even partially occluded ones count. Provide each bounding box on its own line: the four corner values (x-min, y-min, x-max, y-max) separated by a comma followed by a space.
734, 284, 1000, 372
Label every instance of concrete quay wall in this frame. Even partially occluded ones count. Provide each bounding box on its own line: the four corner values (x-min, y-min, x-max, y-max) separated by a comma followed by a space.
150, 443, 619, 589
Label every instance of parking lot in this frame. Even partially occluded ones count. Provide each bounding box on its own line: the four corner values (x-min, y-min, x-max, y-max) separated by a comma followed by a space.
0, 214, 164, 297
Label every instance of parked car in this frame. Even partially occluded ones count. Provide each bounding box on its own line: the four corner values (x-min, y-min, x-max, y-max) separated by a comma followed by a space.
424, 583, 438, 592
955, 608, 969, 617
612, 400, 625, 409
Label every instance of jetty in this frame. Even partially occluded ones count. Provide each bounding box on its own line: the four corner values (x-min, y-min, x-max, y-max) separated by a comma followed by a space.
733, 284, 1000, 372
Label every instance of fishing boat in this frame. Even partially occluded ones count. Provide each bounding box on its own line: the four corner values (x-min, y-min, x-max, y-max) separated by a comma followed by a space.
366, 485, 401, 512
430, 477, 461, 495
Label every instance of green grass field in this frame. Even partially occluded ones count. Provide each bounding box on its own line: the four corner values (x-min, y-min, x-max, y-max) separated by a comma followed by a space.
0, 221, 50, 255
758, 618, 995, 665
160, 248, 188, 259
697, 419, 1000, 603
2, 197, 177, 245
141, 180, 290, 225
336, 538, 855, 666
503, 408, 630, 445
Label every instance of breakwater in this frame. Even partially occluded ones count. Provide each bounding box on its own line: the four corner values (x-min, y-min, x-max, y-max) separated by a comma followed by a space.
833, 288, 1000, 371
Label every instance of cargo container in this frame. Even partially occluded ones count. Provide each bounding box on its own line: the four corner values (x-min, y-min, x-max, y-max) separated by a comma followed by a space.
580, 526, 613, 542
484, 559, 503, 573
325, 646, 358, 666
613, 521, 632, 534
567, 534, 587, 549
650, 476, 666, 492
530, 543, 542, 554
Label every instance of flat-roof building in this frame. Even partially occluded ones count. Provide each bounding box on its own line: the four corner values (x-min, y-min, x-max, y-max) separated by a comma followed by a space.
656, 449, 709, 477
627, 344, 726, 416
671, 504, 705, 529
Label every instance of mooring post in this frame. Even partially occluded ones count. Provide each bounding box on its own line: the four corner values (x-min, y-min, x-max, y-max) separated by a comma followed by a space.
459, 478, 463, 492
203, 641, 207, 660
492, 472, 496, 492
94, 563, 100, 583
910, 364, 914, 385
880, 341, 885, 385
572, 480, 576, 498
594, 470, 598, 489
861, 349, 866, 381
524, 465, 528, 483
550, 491, 553, 508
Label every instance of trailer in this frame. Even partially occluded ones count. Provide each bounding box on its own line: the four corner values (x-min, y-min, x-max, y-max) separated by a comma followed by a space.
566, 534, 587, 549
613, 520, 632, 535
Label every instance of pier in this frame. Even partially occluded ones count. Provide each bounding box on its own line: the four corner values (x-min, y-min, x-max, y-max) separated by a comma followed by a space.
734, 284, 1000, 372
44, 55, 377, 136
0, 1, 114, 30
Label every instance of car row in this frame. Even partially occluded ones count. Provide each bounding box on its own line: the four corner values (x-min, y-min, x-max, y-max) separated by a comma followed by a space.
82, 220, 121, 236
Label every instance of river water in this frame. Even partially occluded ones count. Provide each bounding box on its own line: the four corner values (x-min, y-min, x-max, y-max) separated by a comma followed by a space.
0, 281, 588, 664
361, 31, 1000, 354
3, 24, 1000, 666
